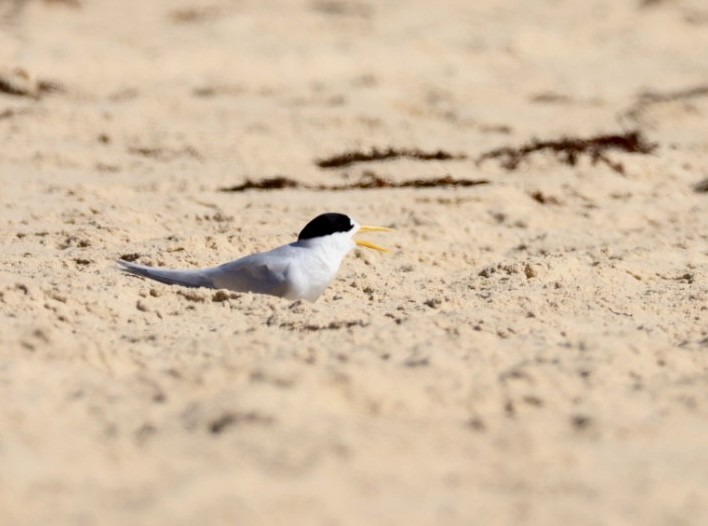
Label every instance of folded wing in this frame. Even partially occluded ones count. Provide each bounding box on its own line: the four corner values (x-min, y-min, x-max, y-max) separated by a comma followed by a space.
118, 260, 215, 289
118, 253, 291, 297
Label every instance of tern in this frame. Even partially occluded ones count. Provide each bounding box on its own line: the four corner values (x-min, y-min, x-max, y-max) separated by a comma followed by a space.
118, 212, 392, 302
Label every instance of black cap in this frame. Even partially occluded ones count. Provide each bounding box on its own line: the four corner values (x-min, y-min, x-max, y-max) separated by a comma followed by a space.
298, 213, 354, 240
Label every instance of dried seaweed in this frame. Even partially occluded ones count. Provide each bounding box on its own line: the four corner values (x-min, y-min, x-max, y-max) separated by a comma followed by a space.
316, 147, 467, 168
219, 172, 489, 193
311, 0, 372, 18
0, 68, 36, 97
475, 131, 657, 175
169, 6, 220, 23
0, 107, 33, 119
0, 68, 62, 98
44, 0, 82, 6
529, 191, 561, 205
2, 0, 80, 22
221, 177, 300, 192
624, 84, 708, 122
127, 145, 203, 161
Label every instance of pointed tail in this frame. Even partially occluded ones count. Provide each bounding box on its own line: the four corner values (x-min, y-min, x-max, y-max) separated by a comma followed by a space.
117, 260, 214, 289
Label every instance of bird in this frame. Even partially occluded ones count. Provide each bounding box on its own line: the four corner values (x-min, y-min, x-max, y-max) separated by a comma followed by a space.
117, 212, 392, 302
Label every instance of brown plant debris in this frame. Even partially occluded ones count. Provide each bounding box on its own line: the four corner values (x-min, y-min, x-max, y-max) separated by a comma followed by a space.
221, 176, 300, 192
44, 0, 82, 6
1, 68, 36, 98
0, 67, 63, 99
169, 6, 220, 23
476, 131, 657, 175
127, 145, 203, 161
208, 411, 274, 434
311, 0, 373, 18
0, 107, 33, 120
529, 191, 561, 205
625, 84, 708, 122
693, 178, 708, 193
315, 147, 467, 168
529, 91, 572, 104
219, 172, 489, 193
1, 1, 77, 20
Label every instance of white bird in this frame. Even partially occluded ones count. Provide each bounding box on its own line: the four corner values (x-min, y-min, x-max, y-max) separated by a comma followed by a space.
118, 212, 392, 302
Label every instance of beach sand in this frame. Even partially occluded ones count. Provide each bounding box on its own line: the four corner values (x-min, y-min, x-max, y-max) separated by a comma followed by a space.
1, 0, 707, 524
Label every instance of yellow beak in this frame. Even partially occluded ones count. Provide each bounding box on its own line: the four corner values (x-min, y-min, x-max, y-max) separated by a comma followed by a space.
355, 225, 394, 253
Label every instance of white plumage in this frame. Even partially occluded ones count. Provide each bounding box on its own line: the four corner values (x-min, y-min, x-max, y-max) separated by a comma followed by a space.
118, 213, 391, 302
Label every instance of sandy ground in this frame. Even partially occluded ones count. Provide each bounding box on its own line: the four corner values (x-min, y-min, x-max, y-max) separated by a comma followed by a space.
1, 0, 707, 524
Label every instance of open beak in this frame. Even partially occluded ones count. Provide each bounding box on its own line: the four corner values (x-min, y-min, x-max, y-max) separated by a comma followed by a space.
355, 225, 394, 253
